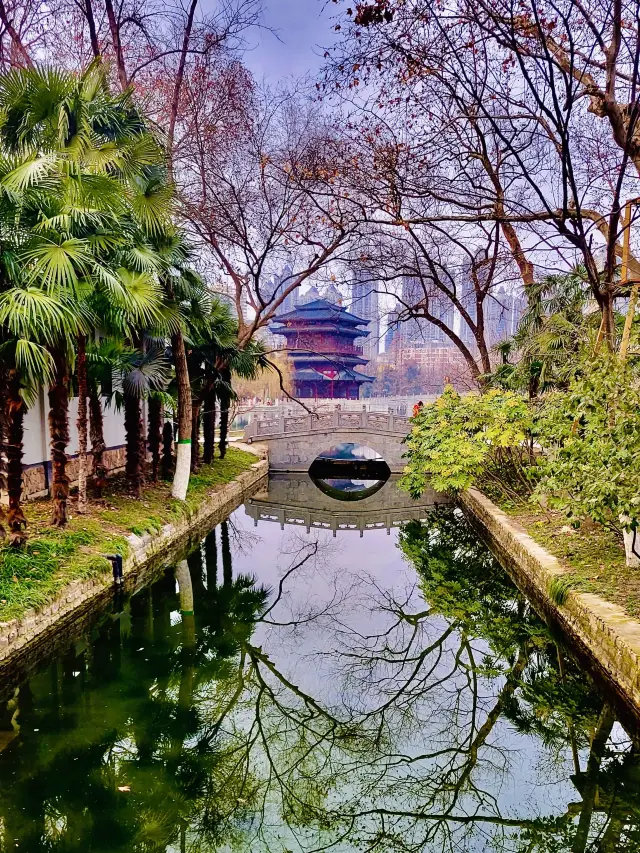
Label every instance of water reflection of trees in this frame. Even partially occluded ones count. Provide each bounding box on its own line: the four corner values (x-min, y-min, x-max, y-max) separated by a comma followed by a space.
0, 512, 639, 852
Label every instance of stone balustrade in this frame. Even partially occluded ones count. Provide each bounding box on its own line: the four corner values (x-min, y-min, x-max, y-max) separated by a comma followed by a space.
245, 409, 410, 441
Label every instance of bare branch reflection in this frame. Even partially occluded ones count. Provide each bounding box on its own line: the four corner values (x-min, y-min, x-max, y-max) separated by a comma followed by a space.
0, 505, 639, 853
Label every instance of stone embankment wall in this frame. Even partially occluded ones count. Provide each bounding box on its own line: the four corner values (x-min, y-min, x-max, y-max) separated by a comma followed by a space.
461, 488, 640, 720
0, 458, 268, 667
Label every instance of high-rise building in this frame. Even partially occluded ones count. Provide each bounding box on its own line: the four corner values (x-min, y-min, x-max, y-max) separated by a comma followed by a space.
264, 264, 301, 316
384, 307, 400, 353
300, 285, 322, 305
457, 253, 527, 351
484, 287, 527, 347
323, 282, 343, 305
396, 275, 455, 347
351, 268, 380, 361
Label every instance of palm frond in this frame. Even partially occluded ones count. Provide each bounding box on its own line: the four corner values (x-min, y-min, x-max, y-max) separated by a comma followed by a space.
22, 236, 92, 293
2, 153, 57, 191
14, 338, 56, 392
0, 286, 87, 343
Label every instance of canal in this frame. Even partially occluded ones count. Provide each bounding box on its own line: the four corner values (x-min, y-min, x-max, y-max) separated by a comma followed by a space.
0, 473, 639, 852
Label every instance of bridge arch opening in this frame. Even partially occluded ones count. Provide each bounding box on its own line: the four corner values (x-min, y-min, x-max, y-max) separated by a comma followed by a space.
308, 442, 391, 502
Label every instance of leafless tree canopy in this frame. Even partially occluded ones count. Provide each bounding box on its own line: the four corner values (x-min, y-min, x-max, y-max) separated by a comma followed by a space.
321, 0, 640, 359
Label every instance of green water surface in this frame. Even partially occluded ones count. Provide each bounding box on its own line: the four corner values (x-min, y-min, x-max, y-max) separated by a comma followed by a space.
0, 476, 638, 853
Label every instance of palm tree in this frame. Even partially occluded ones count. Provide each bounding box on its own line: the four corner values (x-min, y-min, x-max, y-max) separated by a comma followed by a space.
91, 338, 169, 497
185, 297, 236, 471
0, 64, 172, 522
0, 289, 85, 540
148, 230, 209, 497
121, 344, 170, 496
488, 267, 598, 397
216, 341, 265, 460
185, 298, 265, 469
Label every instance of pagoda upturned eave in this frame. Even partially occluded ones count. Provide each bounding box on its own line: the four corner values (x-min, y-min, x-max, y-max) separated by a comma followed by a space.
293, 367, 374, 384
274, 297, 369, 327
289, 351, 370, 367
271, 322, 370, 340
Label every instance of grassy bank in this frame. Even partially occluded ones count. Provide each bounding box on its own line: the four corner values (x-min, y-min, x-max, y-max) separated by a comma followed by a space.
0, 447, 257, 622
493, 497, 640, 618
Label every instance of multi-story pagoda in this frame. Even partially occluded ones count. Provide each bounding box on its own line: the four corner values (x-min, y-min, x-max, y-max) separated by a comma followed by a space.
271, 298, 374, 399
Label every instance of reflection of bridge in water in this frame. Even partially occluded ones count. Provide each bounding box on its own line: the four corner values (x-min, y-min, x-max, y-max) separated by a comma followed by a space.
244, 474, 450, 536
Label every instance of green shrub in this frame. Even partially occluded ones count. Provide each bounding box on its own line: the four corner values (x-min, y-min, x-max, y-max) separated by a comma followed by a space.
534, 351, 640, 538
400, 386, 534, 500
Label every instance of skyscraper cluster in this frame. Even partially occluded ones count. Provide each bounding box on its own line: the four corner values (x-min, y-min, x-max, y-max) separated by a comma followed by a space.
350, 267, 381, 362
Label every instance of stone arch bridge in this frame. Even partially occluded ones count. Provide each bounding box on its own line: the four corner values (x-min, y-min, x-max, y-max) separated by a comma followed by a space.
243, 409, 411, 472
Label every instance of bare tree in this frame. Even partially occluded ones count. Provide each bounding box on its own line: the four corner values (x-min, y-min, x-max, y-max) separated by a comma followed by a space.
180, 87, 364, 348
326, 0, 640, 349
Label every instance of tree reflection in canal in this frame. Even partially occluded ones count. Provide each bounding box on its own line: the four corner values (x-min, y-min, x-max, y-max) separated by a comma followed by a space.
0, 505, 639, 853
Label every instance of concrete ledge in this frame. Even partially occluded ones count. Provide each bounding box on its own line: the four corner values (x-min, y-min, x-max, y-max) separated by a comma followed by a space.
0, 458, 268, 666
460, 488, 640, 719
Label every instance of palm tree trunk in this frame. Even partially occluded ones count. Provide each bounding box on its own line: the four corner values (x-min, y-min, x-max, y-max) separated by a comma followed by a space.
48, 349, 70, 528
218, 366, 231, 460
88, 385, 107, 494
124, 393, 144, 498
171, 329, 192, 500
76, 334, 88, 514
202, 383, 216, 464
161, 421, 174, 480
0, 365, 7, 540
6, 369, 27, 545
148, 396, 162, 481
190, 401, 201, 472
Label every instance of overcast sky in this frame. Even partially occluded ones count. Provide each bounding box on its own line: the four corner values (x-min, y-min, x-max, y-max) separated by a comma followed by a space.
242, 0, 337, 83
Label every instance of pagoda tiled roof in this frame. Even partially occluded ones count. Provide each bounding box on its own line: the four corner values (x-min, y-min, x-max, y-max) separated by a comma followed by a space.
293, 367, 374, 384
290, 351, 369, 366
272, 298, 368, 327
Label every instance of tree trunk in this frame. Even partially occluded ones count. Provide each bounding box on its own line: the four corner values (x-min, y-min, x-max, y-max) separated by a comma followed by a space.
161, 421, 174, 480
621, 516, 640, 568
571, 704, 615, 853
5, 369, 26, 546
48, 350, 70, 528
218, 366, 231, 459
600, 289, 616, 351
167, 0, 198, 182
84, 0, 100, 58
172, 559, 196, 764
202, 383, 216, 464
221, 520, 232, 587
76, 334, 88, 514
148, 396, 162, 481
171, 330, 192, 500
103, 0, 127, 91
190, 401, 201, 473
0, 0, 35, 69
0, 366, 7, 540
124, 393, 144, 498
89, 386, 107, 494
205, 527, 217, 589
